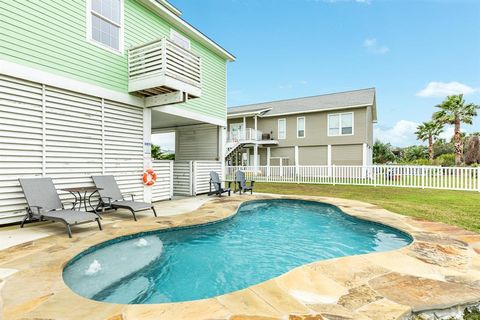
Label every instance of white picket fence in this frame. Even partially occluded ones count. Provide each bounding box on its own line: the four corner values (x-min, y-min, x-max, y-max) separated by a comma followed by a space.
225, 165, 480, 192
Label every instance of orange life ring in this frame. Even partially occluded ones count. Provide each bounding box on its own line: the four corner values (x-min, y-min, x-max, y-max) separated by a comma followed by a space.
142, 168, 157, 186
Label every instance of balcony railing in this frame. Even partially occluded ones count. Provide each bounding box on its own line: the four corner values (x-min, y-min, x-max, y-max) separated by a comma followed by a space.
227, 128, 263, 143
128, 37, 201, 97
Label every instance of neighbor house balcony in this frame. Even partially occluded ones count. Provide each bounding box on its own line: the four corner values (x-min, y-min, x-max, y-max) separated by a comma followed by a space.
128, 37, 202, 98
226, 128, 278, 145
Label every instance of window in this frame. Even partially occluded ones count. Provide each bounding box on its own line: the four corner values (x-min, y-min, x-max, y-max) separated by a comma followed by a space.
328, 112, 353, 136
170, 30, 191, 50
278, 119, 286, 139
297, 117, 305, 138
87, 0, 123, 53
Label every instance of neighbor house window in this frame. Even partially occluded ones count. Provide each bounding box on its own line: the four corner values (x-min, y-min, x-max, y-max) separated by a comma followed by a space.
170, 30, 191, 50
328, 112, 353, 136
278, 119, 286, 139
87, 0, 124, 53
297, 117, 305, 138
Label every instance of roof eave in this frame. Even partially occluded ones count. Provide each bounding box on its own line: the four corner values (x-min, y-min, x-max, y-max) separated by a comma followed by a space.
260, 103, 373, 118
139, 0, 236, 62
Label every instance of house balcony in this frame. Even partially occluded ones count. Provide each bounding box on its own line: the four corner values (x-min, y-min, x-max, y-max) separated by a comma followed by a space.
128, 37, 202, 99
226, 128, 278, 146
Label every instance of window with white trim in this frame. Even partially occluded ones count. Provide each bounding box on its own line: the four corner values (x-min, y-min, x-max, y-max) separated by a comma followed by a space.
170, 30, 191, 50
278, 119, 286, 139
88, 0, 123, 52
297, 116, 305, 138
328, 112, 353, 136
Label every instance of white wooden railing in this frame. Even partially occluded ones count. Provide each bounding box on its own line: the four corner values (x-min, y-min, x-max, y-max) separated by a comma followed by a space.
151, 160, 174, 202
128, 37, 201, 91
173, 161, 222, 196
225, 165, 480, 192
227, 128, 262, 143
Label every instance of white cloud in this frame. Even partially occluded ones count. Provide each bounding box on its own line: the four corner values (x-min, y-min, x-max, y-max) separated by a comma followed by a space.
363, 38, 389, 54
152, 132, 175, 152
416, 81, 477, 97
439, 125, 454, 141
374, 120, 419, 147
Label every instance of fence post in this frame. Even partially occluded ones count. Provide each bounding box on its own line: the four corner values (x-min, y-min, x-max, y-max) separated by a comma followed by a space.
373, 166, 377, 187
477, 167, 480, 192
421, 166, 425, 189
332, 164, 336, 186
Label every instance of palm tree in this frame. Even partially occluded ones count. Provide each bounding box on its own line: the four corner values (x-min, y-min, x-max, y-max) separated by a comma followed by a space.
415, 121, 443, 161
433, 94, 479, 166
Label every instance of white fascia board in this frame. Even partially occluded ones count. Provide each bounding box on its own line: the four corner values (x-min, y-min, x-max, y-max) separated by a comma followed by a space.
227, 108, 272, 119
260, 104, 372, 118
0, 59, 144, 107
138, 0, 235, 62
151, 105, 226, 127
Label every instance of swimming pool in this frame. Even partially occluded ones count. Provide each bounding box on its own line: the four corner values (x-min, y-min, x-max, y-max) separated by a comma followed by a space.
63, 199, 412, 304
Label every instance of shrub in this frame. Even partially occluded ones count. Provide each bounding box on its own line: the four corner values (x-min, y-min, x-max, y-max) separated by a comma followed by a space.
436, 153, 456, 167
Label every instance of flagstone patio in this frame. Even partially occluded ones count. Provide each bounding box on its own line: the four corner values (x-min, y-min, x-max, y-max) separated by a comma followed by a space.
1, 194, 479, 320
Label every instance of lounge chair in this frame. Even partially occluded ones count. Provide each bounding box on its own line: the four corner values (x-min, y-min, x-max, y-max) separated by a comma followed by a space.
91, 175, 157, 221
18, 178, 102, 238
235, 170, 255, 195
208, 171, 231, 197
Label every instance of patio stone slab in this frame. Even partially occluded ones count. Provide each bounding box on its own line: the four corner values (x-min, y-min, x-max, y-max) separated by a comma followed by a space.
356, 298, 411, 320
368, 272, 480, 311
1, 194, 480, 319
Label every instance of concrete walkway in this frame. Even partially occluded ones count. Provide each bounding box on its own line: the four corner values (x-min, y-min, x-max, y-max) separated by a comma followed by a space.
0, 195, 211, 251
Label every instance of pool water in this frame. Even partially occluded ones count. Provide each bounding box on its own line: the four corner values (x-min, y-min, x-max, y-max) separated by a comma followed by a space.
63, 199, 411, 304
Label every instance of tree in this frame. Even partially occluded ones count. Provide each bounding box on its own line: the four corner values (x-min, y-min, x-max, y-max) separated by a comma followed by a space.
373, 141, 396, 164
465, 135, 480, 165
403, 145, 428, 163
151, 144, 162, 160
433, 94, 479, 166
415, 121, 443, 161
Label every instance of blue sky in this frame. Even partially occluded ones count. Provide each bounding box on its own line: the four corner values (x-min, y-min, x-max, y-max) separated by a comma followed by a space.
155, 0, 480, 148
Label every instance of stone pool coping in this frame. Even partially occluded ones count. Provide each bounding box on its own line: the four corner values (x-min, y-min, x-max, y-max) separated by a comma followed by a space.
1, 194, 480, 320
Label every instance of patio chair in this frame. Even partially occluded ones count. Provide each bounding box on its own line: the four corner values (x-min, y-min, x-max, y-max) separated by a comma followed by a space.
91, 175, 157, 221
208, 171, 231, 197
235, 170, 255, 195
18, 178, 102, 238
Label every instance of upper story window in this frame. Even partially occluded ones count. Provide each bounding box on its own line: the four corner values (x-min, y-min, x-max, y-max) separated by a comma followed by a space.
87, 0, 124, 53
328, 112, 354, 136
170, 30, 191, 50
297, 117, 305, 138
278, 118, 286, 139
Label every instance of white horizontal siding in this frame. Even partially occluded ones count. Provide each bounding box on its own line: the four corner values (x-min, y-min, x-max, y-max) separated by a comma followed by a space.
194, 161, 222, 195
0, 75, 147, 224
173, 161, 193, 196
104, 100, 144, 202
44, 87, 103, 206
151, 160, 173, 202
0, 75, 43, 223
176, 125, 219, 161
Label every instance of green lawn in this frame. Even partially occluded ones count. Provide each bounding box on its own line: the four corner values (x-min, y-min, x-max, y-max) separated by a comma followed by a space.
254, 182, 480, 233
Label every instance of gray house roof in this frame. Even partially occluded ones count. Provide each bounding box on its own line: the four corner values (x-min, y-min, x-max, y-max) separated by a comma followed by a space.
228, 88, 376, 121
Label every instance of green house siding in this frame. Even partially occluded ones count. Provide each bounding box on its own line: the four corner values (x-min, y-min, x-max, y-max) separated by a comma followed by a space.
0, 0, 227, 120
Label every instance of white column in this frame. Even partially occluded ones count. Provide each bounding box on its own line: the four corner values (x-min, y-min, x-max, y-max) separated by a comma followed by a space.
143, 108, 152, 203
246, 148, 250, 166
243, 116, 246, 140
294, 146, 299, 175
254, 115, 258, 139
219, 126, 226, 180
362, 143, 367, 179
327, 144, 332, 177
253, 144, 258, 171
266, 147, 271, 177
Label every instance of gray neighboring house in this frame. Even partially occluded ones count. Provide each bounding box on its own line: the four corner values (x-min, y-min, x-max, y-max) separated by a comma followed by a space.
226, 88, 377, 167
